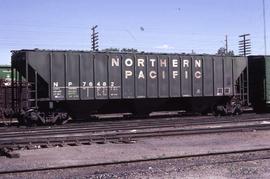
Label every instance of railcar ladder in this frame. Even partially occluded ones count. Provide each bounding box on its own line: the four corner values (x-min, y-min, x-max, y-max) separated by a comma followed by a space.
11, 70, 20, 113
27, 71, 38, 109
0, 84, 4, 108
11, 65, 25, 113
0, 84, 4, 120
237, 68, 249, 105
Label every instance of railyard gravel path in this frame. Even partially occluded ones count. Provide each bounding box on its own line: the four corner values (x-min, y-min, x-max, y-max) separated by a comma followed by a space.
4, 150, 270, 179
1, 130, 270, 178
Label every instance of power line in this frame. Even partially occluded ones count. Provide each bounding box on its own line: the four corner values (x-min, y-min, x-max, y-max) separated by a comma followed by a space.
91, 25, 99, 51
225, 35, 228, 53
239, 34, 251, 56
263, 0, 267, 55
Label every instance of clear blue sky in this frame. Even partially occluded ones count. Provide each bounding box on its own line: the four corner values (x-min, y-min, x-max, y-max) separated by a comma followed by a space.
0, 0, 269, 64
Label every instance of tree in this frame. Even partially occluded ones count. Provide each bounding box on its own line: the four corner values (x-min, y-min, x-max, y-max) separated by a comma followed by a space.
102, 48, 120, 52
217, 47, 234, 56
102, 48, 139, 53
227, 50, 234, 56
217, 47, 226, 56
121, 48, 138, 53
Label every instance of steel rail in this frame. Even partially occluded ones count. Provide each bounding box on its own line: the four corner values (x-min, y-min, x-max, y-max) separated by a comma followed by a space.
1, 122, 270, 149
0, 114, 269, 138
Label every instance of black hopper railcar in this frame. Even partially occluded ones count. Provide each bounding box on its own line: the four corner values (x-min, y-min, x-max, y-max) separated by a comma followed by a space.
11, 50, 249, 125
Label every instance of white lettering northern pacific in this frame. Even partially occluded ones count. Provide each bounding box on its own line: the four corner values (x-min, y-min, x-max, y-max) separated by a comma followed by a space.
110, 57, 202, 80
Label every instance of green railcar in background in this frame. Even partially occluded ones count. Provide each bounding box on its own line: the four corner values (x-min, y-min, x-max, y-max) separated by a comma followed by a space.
248, 56, 270, 112
0, 65, 11, 81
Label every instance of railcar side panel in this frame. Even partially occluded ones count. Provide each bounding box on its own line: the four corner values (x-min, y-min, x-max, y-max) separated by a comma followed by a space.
203, 56, 214, 96
94, 54, 108, 99
158, 55, 169, 98
214, 57, 224, 96
233, 57, 248, 96
223, 57, 233, 96
66, 53, 79, 100
169, 55, 181, 97
80, 53, 94, 100
122, 54, 135, 99
51, 52, 65, 100
233, 57, 247, 84
192, 56, 203, 96
181, 56, 192, 97
28, 51, 50, 99
108, 54, 122, 99
147, 55, 158, 98
135, 54, 147, 98
28, 52, 50, 83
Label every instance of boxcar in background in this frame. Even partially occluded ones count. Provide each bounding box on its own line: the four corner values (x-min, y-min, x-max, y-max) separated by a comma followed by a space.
248, 56, 270, 112
0, 66, 11, 83
0, 66, 11, 120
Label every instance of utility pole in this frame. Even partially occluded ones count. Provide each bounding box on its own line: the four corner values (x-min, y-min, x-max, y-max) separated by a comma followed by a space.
263, 0, 267, 55
225, 35, 228, 54
238, 34, 251, 56
91, 25, 99, 51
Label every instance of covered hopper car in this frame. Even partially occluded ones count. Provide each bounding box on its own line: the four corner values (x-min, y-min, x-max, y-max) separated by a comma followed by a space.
11, 50, 248, 125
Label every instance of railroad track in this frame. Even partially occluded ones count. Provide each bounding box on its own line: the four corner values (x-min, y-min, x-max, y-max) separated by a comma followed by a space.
0, 113, 269, 134
1, 114, 270, 176
1, 118, 270, 151
0, 110, 260, 130
0, 114, 268, 141
1, 147, 270, 176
